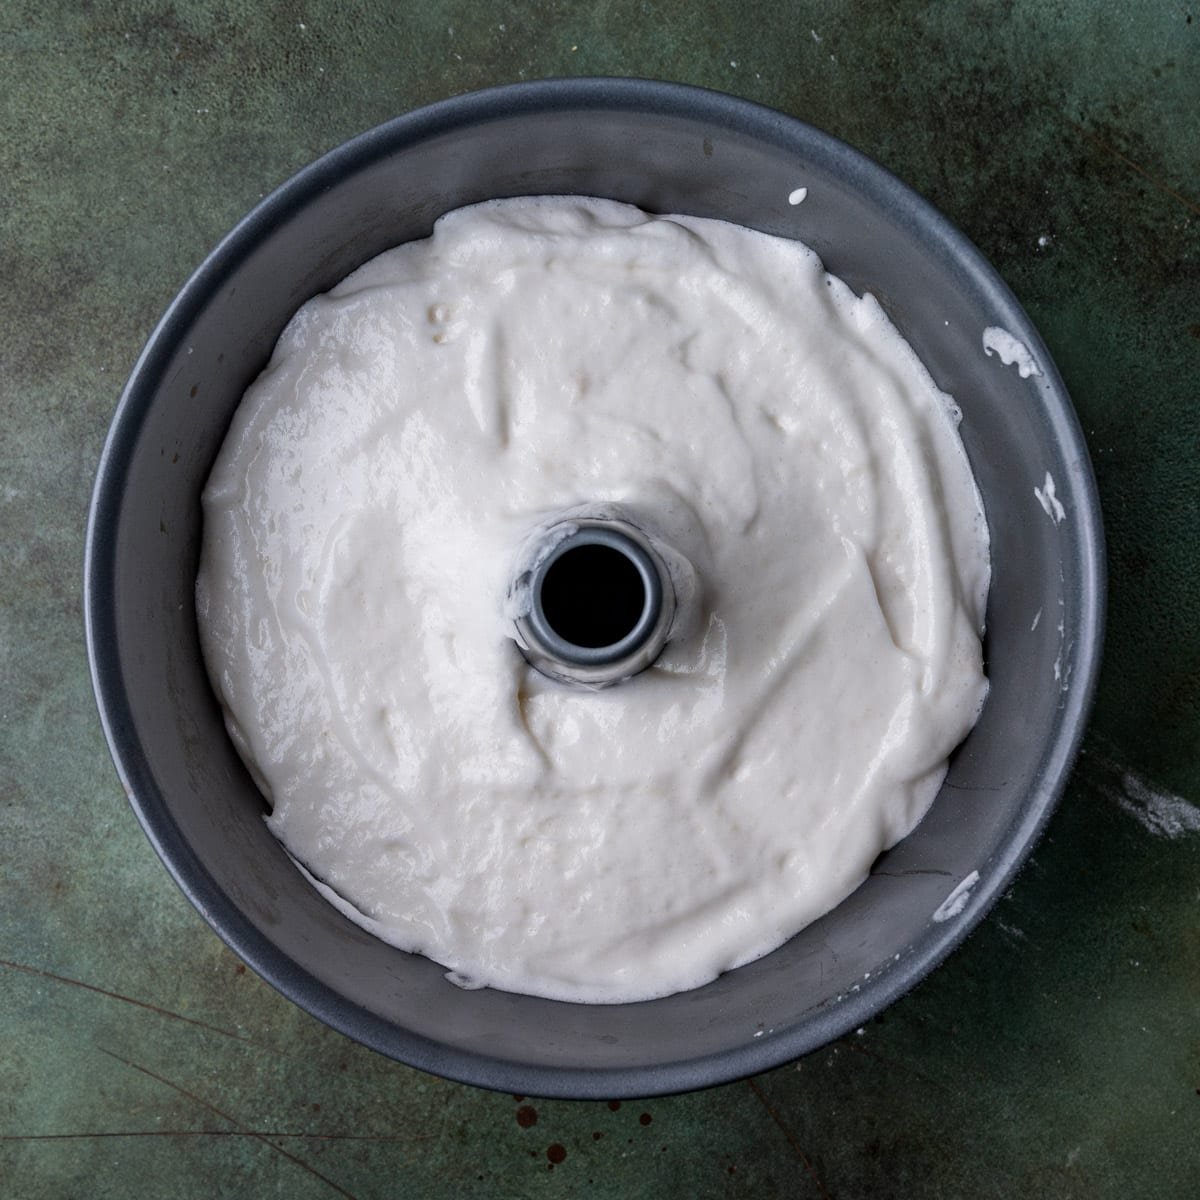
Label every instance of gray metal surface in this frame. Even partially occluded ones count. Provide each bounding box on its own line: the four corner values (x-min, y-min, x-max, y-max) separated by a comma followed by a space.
511, 515, 678, 687
84, 78, 1104, 1098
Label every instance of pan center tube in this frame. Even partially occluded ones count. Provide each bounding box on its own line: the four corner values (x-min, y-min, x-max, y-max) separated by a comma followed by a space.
510, 515, 683, 687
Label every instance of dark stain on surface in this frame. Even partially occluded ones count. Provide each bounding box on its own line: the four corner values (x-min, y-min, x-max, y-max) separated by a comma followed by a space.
515, 1105, 538, 1129
546, 1143, 566, 1164
1070, 118, 1200, 220
607, 1099, 620, 1111
639, 1112, 652, 1126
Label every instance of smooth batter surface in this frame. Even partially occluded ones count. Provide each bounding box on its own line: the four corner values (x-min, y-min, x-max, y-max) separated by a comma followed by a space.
196, 197, 990, 1003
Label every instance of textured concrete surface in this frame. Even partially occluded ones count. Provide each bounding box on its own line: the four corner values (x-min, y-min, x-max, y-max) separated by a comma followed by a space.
2, 1, 1198, 1196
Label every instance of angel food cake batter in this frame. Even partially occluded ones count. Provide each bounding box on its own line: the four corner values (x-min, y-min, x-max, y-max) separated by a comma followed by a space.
197, 197, 990, 1003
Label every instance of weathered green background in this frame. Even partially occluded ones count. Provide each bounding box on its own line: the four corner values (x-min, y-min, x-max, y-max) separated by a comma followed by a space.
2, 1, 1197, 1196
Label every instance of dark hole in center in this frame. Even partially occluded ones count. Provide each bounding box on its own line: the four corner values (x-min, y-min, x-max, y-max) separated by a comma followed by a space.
539, 543, 647, 650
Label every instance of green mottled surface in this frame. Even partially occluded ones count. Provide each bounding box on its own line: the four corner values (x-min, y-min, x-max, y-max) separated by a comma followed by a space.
2, 1, 1197, 1196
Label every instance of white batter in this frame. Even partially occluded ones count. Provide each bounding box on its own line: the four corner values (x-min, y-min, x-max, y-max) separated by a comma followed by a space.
197, 197, 990, 1003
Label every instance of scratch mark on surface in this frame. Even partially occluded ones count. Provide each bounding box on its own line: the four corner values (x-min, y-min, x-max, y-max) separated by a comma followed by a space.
746, 1078, 831, 1199
0, 1130, 434, 1142
97, 1048, 362, 1200
1070, 120, 1200, 217
995, 918, 1027, 942
837, 1037, 949, 1093
0, 959, 251, 1044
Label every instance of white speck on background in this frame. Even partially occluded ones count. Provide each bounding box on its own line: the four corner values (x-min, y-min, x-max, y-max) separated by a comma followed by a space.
1031, 607, 1042, 631
788, 187, 808, 206
1112, 770, 1200, 839
982, 326, 1042, 378
1034, 471, 1066, 524
811, 29, 822, 42
932, 870, 980, 922
1038, 234, 1053, 248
